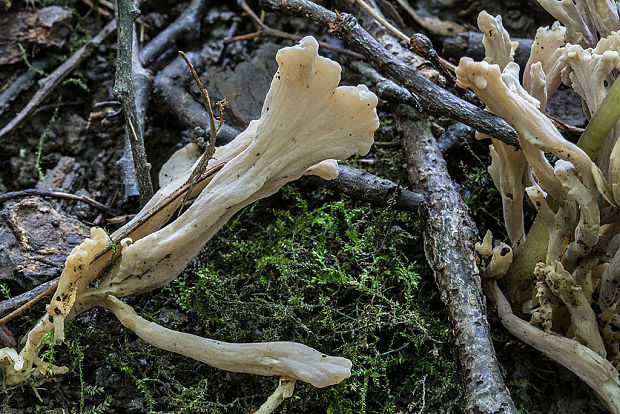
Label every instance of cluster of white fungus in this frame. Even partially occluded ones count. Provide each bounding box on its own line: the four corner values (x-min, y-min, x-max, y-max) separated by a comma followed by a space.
458, 4, 620, 413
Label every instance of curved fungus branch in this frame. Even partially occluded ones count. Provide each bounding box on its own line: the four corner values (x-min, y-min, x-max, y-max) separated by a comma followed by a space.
0, 37, 378, 397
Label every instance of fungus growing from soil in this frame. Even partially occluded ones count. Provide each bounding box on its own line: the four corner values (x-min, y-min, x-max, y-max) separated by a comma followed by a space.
0, 36, 379, 409
457, 6, 620, 413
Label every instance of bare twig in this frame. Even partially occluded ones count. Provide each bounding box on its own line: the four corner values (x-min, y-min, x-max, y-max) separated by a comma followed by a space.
153, 48, 239, 145
139, 0, 207, 67
259, 0, 520, 148
0, 278, 59, 325
114, 0, 154, 207
177, 51, 220, 212
0, 278, 59, 318
234, 0, 365, 59
355, 0, 408, 42
0, 20, 117, 142
0, 189, 115, 212
398, 105, 518, 414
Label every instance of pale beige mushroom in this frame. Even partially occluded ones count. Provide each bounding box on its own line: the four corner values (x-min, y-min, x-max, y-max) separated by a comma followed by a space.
0, 36, 378, 394
536, 260, 606, 356
523, 22, 567, 109
562, 32, 620, 175
536, 0, 597, 46
581, 0, 620, 38
478, 11, 518, 69
476, 12, 528, 247
104, 296, 351, 388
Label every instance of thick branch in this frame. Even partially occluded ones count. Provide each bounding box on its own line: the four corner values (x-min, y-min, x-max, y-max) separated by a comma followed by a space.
259, 0, 520, 149
304, 165, 423, 210
117, 30, 154, 205
114, 0, 153, 206
398, 105, 518, 414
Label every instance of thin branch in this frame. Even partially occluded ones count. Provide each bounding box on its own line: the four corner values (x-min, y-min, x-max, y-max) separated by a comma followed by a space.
177, 51, 220, 212
114, 0, 154, 207
0, 278, 59, 318
0, 20, 117, 142
153, 48, 240, 145
0, 279, 59, 325
355, 0, 408, 42
259, 0, 520, 148
0, 189, 115, 212
234, 0, 365, 59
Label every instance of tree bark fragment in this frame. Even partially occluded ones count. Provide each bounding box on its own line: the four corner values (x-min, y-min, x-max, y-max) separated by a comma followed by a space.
398, 105, 518, 414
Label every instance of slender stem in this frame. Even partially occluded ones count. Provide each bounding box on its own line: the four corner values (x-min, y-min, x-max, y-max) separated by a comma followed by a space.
355, 0, 409, 43
578, 76, 620, 159
0, 189, 115, 211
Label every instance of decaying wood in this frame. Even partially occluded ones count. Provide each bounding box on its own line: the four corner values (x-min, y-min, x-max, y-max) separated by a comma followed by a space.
398, 105, 518, 414
0, 19, 117, 142
259, 0, 521, 149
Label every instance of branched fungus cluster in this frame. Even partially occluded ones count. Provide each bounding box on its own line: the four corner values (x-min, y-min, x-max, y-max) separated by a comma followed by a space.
458, 3, 620, 412
0, 36, 379, 409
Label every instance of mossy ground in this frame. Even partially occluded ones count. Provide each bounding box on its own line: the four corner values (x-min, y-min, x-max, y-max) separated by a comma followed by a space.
1, 143, 466, 413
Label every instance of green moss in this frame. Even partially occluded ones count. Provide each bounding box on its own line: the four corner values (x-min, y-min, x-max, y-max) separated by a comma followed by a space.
160, 184, 463, 413
4, 176, 462, 413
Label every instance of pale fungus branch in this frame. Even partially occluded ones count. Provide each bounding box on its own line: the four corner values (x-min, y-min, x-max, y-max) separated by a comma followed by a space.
0, 37, 378, 409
